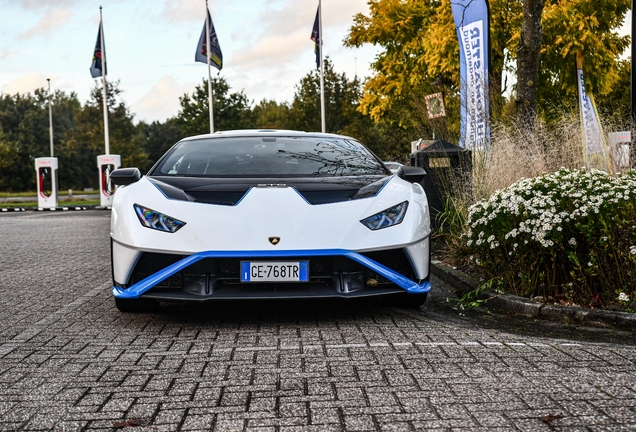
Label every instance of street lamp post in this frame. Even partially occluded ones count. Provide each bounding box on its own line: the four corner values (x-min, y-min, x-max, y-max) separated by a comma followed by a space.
47, 78, 53, 158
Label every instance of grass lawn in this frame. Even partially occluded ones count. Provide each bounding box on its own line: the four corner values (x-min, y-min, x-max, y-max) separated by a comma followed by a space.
0, 199, 101, 208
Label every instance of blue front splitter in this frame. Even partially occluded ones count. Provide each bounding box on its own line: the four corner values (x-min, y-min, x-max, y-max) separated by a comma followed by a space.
112, 249, 431, 299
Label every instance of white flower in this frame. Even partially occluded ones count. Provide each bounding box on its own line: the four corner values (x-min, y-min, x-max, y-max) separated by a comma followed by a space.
588, 262, 593, 267
569, 238, 577, 246
618, 292, 630, 302
630, 246, 636, 255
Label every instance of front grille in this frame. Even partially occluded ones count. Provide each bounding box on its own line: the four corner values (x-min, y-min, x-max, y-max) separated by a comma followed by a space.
125, 248, 414, 299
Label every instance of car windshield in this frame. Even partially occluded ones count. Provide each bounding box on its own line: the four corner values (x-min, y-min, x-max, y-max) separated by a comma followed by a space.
150, 136, 388, 177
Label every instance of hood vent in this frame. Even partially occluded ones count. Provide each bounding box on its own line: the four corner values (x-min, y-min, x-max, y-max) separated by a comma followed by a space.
149, 176, 390, 206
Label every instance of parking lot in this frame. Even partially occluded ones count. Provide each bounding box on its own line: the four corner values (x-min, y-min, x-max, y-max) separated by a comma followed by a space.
1, 210, 635, 431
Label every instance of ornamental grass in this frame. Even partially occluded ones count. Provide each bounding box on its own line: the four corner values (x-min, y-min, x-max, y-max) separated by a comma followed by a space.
438, 114, 636, 310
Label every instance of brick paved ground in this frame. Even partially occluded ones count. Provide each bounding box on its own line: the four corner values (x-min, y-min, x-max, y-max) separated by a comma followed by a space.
0, 211, 635, 431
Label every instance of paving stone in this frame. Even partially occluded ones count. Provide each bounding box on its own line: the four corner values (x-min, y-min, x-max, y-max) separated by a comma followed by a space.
1, 211, 636, 431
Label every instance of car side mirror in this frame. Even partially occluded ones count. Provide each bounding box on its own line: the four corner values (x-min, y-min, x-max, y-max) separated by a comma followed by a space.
110, 167, 141, 186
397, 166, 426, 184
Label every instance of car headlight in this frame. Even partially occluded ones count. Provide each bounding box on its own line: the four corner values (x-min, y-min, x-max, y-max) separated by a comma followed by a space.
360, 201, 408, 230
134, 204, 186, 233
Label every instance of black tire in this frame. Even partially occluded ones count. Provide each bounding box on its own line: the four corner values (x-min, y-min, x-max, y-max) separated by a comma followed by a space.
389, 292, 428, 308
115, 297, 159, 313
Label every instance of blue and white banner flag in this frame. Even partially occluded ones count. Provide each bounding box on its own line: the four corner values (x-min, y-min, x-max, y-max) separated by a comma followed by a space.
451, 0, 489, 150
195, 10, 223, 71
576, 53, 609, 171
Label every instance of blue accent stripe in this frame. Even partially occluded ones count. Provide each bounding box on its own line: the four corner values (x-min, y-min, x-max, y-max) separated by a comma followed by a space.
112, 249, 431, 299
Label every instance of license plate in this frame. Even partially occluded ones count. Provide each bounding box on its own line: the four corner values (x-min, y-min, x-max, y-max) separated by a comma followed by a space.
240, 261, 309, 282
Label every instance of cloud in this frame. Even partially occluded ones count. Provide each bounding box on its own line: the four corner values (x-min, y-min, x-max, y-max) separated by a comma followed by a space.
161, 0, 205, 23
0, 0, 77, 10
1, 71, 47, 95
18, 8, 74, 40
0, 49, 14, 61
323, 0, 371, 26
253, 0, 370, 38
130, 76, 193, 123
229, 0, 371, 67
231, 31, 307, 69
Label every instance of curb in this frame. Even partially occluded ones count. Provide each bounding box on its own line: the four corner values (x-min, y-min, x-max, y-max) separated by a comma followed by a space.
1, 205, 109, 212
431, 260, 636, 331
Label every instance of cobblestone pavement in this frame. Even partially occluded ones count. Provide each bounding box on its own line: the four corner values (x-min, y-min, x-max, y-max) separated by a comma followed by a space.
1, 211, 635, 431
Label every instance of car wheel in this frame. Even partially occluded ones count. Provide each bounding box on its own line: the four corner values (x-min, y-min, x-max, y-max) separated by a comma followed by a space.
115, 297, 159, 313
389, 293, 428, 308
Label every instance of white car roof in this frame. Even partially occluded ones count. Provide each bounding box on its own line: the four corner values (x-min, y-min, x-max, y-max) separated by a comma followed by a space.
181, 129, 354, 142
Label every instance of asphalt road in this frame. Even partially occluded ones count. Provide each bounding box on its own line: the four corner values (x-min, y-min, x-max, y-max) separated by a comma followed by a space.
0, 210, 635, 431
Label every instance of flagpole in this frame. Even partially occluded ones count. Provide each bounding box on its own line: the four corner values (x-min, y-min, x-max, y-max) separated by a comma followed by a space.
318, 0, 325, 133
47, 78, 54, 158
206, 0, 214, 134
100, 6, 110, 155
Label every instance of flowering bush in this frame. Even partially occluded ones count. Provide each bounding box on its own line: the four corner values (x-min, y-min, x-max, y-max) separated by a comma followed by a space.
463, 168, 636, 308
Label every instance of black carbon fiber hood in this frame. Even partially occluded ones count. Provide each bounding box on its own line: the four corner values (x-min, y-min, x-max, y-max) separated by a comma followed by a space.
148, 175, 391, 205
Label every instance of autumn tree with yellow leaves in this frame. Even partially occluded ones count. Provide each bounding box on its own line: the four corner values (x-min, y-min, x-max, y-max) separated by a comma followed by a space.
345, 0, 630, 136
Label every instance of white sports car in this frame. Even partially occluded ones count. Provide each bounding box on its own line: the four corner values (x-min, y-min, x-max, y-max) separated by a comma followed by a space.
109, 130, 431, 312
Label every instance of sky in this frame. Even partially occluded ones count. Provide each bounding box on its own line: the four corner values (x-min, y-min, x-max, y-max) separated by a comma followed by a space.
0, 1, 631, 125
0, 0, 381, 124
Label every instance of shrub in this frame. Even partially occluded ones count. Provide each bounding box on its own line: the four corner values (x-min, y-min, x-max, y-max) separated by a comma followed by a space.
463, 168, 636, 308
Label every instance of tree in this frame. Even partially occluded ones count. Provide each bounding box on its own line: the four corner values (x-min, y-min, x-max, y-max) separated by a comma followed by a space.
136, 118, 184, 166
0, 89, 81, 191
0, 126, 18, 190
345, 0, 629, 124
288, 58, 406, 158
253, 99, 290, 129
61, 81, 150, 189
175, 78, 255, 136
515, 0, 545, 121
345, 0, 448, 125
595, 58, 631, 124
538, 0, 630, 109
289, 58, 364, 133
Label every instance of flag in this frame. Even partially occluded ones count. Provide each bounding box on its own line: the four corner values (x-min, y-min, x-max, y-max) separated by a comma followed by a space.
90, 20, 106, 78
195, 10, 223, 70
451, 0, 489, 150
576, 53, 609, 171
310, 6, 320, 70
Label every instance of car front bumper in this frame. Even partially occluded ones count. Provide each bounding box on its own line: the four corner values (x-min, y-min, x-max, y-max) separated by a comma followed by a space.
112, 248, 431, 301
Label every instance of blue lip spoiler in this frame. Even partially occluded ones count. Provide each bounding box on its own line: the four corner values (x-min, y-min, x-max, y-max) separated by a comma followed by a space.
112, 249, 431, 298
